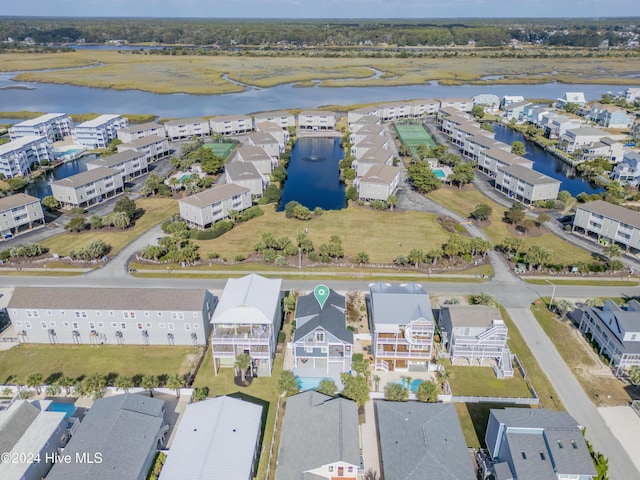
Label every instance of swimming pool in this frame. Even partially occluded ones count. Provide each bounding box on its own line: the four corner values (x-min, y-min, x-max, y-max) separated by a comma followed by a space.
433, 169, 446, 179
392, 379, 424, 393
178, 174, 192, 182
47, 402, 77, 418
297, 376, 330, 391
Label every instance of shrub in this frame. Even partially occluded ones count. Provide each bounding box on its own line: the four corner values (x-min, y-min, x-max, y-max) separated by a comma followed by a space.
313, 207, 323, 216
0, 250, 10, 261
233, 254, 246, 262
70, 207, 86, 215
190, 229, 218, 240
192, 386, 209, 402
277, 332, 286, 343
210, 220, 234, 238
346, 186, 358, 201
65, 216, 88, 232
370, 200, 388, 210
157, 184, 172, 196
240, 206, 264, 222
284, 201, 301, 218
207, 252, 220, 259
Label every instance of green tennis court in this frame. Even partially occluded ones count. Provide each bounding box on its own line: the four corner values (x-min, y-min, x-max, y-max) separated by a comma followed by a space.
395, 124, 436, 154
203, 142, 236, 159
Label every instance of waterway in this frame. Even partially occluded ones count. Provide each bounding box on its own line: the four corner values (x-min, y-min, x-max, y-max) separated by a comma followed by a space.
492, 124, 603, 197
278, 137, 345, 211
24, 154, 98, 199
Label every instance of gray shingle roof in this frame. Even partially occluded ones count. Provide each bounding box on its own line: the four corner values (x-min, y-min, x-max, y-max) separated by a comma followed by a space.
0, 193, 40, 211
123, 134, 166, 148
7, 286, 208, 311
51, 166, 120, 188
293, 289, 353, 345
275, 391, 360, 480
236, 145, 272, 162
86, 150, 142, 168
118, 122, 161, 134
361, 164, 400, 185
376, 401, 475, 480
164, 117, 207, 126
369, 282, 434, 326
467, 135, 500, 149
498, 164, 561, 186
179, 183, 250, 208
225, 161, 262, 181
576, 200, 640, 229
47, 394, 165, 480
482, 148, 532, 166
358, 148, 393, 165
248, 132, 278, 145
0, 401, 39, 456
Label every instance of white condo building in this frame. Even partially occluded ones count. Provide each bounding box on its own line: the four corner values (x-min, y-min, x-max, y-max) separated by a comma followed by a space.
9, 113, 73, 143
0, 136, 52, 178
73, 114, 129, 149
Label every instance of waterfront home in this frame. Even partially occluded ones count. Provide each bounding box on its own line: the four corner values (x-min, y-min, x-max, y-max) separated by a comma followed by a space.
9, 113, 73, 143
255, 120, 289, 150
439, 97, 473, 112
437, 106, 467, 122
235, 145, 274, 175
0, 193, 45, 239
588, 103, 633, 129
438, 305, 513, 378
485, 408, 596, 480
297, 110, 336, 131
441, 114, 475, 136
449, 121, 487, 147
253, 110, 296, 129
72, 114, 128, 149
377, 101, 413, 121
350, 123, 384, 145
87, 149, 149, 180
357, 164, 401, 202
115, 134, 170, 163
611, 151, 640, 186
224, 161, 266, 198
523, 104, 552, 125
625, 87, 640, 104
163, 117, 210, 140
47, 394, 166, 480
50, 166, 124, 208
116, 122, 164, 143
578, 136, 624, 162
555, 91, 587, 108
210, 274, 282, 377
348, 105, 382, 125
500, 95, 525, 109
377, 402, 475, 480
7, 286, 215, 346
159, 396, 262, 480
575, 299, 640, 375
540, 113, 583, 140
292, 287, 353, 382
352, 148, 393, 177
503, 100, 533, 121
179, 183, 251, 229
0, 135, 52, 178
407, 98, 439, 117
494, 164, 561, 205
370, 282, 435, 372
351, 134, 389, 159
462, 134, 502, 161
477, 147, 533, 177
473, 93, 501, 113
572, 199, 640, 253
247, 132, 280, 161
0, 400, 68, 480
559, 127, 610, 154
276, 391, 360, 480
209, 114, 253, 136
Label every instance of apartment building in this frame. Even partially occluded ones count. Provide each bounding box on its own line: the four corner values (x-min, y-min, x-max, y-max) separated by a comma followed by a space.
478, 147, 533, 176
578, 136, 624, 162
297, 110, 336, 131
461, 134, 502, 161
439, 97, 473, 112
0, 136, 52, 178
0, 193, 45, 239
572, 200, 640, 253
247, 132, 280, 160
224, 161, 266, 198
51, 166, 124, 208
255, 120, 289, 149
9, 113, 73, 143
350, 123, 384, 145
559, 127, 608, 154
235, 145, 274, 175
348, 106, 381, 127
611, 151, 640, 187
73, 114, 129, 149
351, 148, 393, 177
351, 134, 389, 159
117, 134, 170, 163
163, 117, 210, 140
495, 164, 561, 205
179, 183, 251, 229
87, 150, 148, 180
209, 114, 253, 136
357, 164, 401, 202
253, 110, 296, 129
116, 122, 164, 143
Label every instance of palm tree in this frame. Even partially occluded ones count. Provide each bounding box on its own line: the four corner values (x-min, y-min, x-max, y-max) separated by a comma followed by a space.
45, 384, 61, 397
166, 373, 184, 398
26, 373, 43, 395
235, 353, 252, 384
141, 375, 157, 398
114, 376, 133, 393
82, 374, 107, 399
168, 177, 180, 192
373, 374, 380, 392
603, 244, 622, 262
56, 376, 74, 395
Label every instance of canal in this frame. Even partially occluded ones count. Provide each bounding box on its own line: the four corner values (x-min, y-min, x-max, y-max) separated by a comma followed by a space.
492, 124, 603, 197
24, 154, 98, 199
278, 137, 346, 211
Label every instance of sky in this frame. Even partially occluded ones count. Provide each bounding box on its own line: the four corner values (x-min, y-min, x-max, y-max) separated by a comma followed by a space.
2, 0, 638, 19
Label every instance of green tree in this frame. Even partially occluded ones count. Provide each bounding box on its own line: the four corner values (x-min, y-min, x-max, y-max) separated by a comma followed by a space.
499, 236, 525, 258
45, 384, 61, 397
511, 141, 525, 156
426, 247, 443, 265
564, 102, 579, 114
89, 215, 103, 229
278, 370, 300, 396
504, 205, 525, 225
284, 201, 301, 218
235, 353, 252, 384
113, 196, 137, 219
557, 190, 572, 203
292, 205, 312, 220
340, 373, 369, 408
416, 380, 439, 402
524, 245, 551, 271
165, 373, 184, 398
470, 204, 492, 221
356, 251, 369, 264
384, 382, 409, 401
537, 213, 551, 225
449, 163, 474, 187
471, 105, 485, 119
556, 299, 575, 318
346, 186, 358, 201
41, 195, 59, 211
112, 211, 132, 229
603, 244, 622, 262
317, 379, 337, 396
262, 184, 281, 204
141, 374, 157, 397
628, 366, 640, 385
114, 375, 133, 393
408, 248, 425, 268
407, 162, 440, 194
469, 292, 496, 306
351, 353, 370, 376
387, 194, 398, 211
26, 373, 43, 395
192, 386, 209, 402
65, 216, 88, 232
82, 373, 107, 399
57, 376, 74, 395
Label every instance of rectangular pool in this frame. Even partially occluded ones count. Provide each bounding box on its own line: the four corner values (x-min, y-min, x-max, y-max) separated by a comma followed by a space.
392, 379, 424, 393
433, 169, 446, 179
297, 376, 330, 391
47, 402, 77, 418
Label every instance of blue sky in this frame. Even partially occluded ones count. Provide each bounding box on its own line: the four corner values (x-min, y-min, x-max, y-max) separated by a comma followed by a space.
3, 0, 638, 19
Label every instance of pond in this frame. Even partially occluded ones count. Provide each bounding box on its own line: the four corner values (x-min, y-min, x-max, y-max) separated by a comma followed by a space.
24, 154, 98, 199
278, 137, 346, 211
492, 124, 603, 197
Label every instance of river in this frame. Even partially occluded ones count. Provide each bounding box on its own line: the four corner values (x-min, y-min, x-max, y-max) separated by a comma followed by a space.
24, 154, 98, 199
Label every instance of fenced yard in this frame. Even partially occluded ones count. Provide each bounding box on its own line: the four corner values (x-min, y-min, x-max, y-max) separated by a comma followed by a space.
203, 142, 236, 160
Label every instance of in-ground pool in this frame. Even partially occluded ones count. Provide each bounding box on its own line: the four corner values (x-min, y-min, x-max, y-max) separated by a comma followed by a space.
47, 402, 77, 418
54, 147, 84, 156
433, 169, 446, 179
297, 376, 330, 391
393, 378, 424, 393
178, 174, 192, 182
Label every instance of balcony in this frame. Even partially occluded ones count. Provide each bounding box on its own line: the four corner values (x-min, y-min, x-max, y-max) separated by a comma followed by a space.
211, 325, 270, 345
375, 349, 431, 359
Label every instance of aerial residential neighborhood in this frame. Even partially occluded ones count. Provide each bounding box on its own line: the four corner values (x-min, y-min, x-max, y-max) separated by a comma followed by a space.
1, 9, 640, 480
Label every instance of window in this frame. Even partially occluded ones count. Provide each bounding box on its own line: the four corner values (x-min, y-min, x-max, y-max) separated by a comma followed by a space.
168, 323, 175, 331
72, 322, 79, 329
60, 311, 65, 316
157, 312, 163, 317
348, 466, 354, 473
171, 312, 184, 320
15, 321, 22, 327
185, 323, 191, 331
41, 321, 48, 329
137, 323, 143, 330
111, 322, 118, 328
63, 321, 70, 328
159, 323, 166, 329
192, 323, 199, 330
328, 466, 334, 473
24, 321, 32, 329
89, 322, 95, 329
124, 312, 136, 319
49, 321, 56, 327
144, 312, 150, 317
193, 312, 199, 318
109, 311, 114, 317
315, 332, 325, 342
120, 323, 127, 330
47, 310, 52, 316
74, 311, 81, 318
96, 311, 101, 316
97, 322, 104, 328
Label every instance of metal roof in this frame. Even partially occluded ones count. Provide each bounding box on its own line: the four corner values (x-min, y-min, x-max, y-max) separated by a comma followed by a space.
211, 274, 282, 325
369, 282, 434, 326
0, 136, 47, 155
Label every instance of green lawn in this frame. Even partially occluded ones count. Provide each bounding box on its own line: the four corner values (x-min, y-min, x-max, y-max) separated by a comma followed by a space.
193, 348, 284, 480
447, 365, 533, 398
0, 344, 202, 385
455, 402, 531, 449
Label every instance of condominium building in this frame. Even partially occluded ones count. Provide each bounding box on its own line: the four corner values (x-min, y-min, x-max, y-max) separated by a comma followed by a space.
225, 162, 267, 198
351, 148, 393, 177
255, 120, 289, 150
559, 127, 608, 154
478, 147, 533, 176
253, 110, 296, 129
0, 136, 52, 178
351, 134, 389, 159
246, 132, 280, 161
235, 145, 274, 175
209, 114, 253, 136
350, 123, 384, 145
357, 164, 401, 202
573, 200, 640, 253
439, 97, 473, 112
51, 166, 124, 208
72, 114, 129, 149
297, 110, 336, 131
0, 193, 45, 239
179, 183, 252, 229
495, 164, 561, 205
86, 150, 149, 180
163, 117, 210, 140
116, 122, 164, 143
9, 113, 73, 143
462, 134, 503, 161
117, 135, 170, 163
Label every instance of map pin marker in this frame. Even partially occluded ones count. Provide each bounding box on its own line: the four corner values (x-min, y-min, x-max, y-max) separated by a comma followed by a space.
314, 285, 330, 309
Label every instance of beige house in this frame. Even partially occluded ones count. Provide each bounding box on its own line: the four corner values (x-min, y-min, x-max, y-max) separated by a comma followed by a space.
116, 122, 164, 143
247, 132, 280, 160
352, 148, 393, 177
117, 135, 170, 163
347, 105, 381, 125
87, 150, 148, 180
357, 164, 400, 201
255, 121, 289, 150
349, 114, 380, 132
0, 193, 45, 239
377, 102, 413, 121
478, 147, 533, 176
350, 123, 384, 145
351, 134, 389, 159
179, 183, 251, 229
224, 162, 266, 198
164, 117, 210, 140
439, 97, 473, 112
209, 114, 253, 136
51, 166, 124, 208
495, 165, 561, 205
235, 145, 274, 174
298, 110, 336, 131
253, 110, 296, 129
73, 114, 128, 149
573, 200, 640, 253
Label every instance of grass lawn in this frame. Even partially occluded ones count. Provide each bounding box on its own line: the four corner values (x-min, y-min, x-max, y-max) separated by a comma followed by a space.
428, 187, 593, 265
531, 301, 639, 406
0, 344, 202, 385
193, 206, 452, 264
193, 348, 284, 480
41, 198, 178, 256
525, 278, 639, 286
455, 402, 531, 449
499, 306, 564, 411
447, 365, 533, 398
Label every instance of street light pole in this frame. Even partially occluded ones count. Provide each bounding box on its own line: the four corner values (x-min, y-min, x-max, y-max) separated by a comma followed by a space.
545, 279, 556, 310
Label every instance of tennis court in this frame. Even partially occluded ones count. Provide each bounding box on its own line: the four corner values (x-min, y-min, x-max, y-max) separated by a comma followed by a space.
203, 142, 236, 159
395, 124, 436, 154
